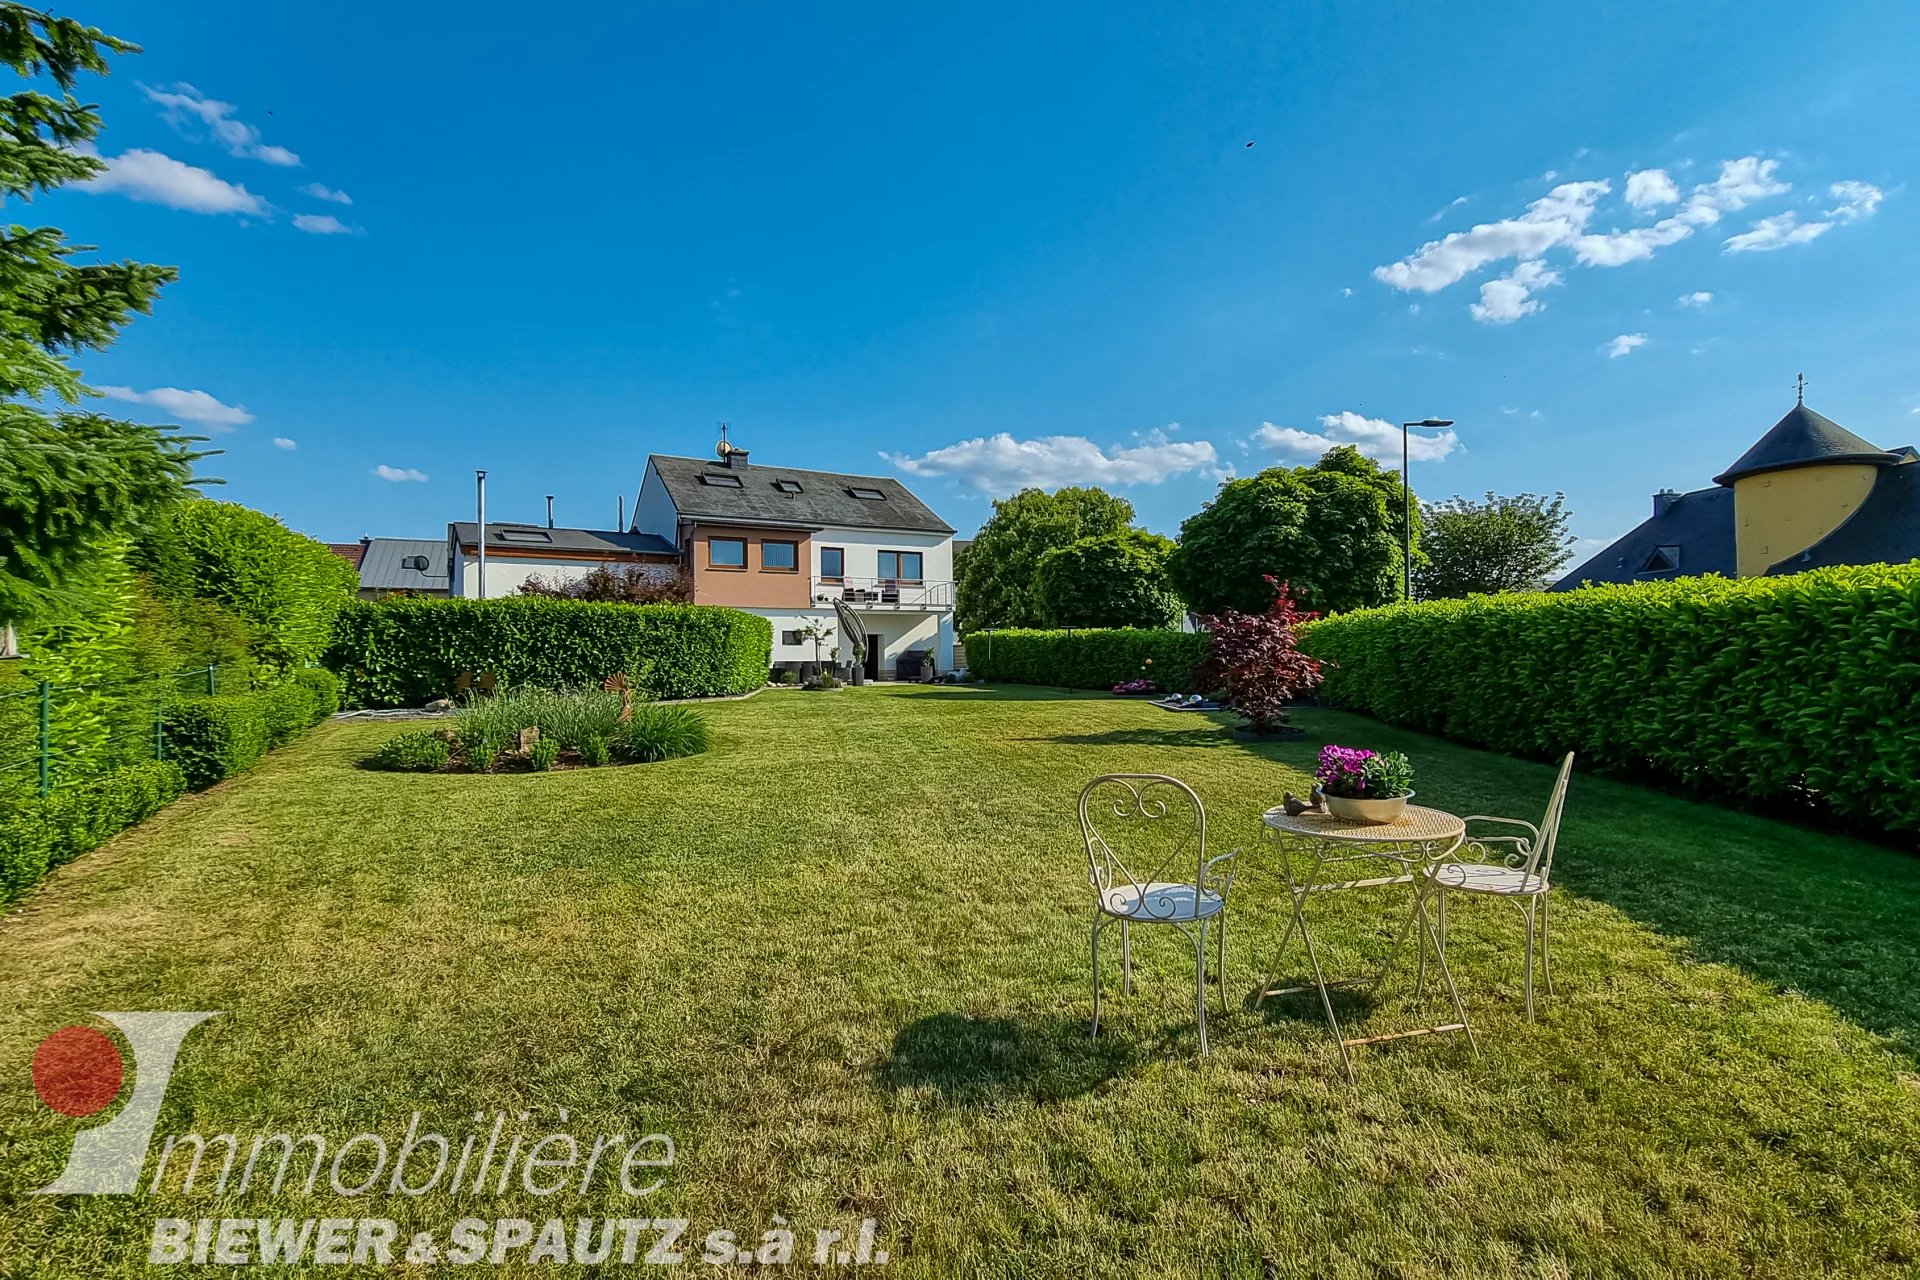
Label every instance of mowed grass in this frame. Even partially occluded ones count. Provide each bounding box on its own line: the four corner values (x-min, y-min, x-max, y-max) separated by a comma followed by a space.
2, 685, 1918, 1277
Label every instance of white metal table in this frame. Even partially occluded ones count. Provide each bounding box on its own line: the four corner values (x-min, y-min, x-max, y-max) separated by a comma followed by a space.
1256, 804, 1478, 1079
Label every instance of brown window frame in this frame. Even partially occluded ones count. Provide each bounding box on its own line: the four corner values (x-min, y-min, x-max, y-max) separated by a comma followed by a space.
818, 546, 846, 582
761, 539, 799, 573
877, 550, 924, 583
708, 537, 747, 571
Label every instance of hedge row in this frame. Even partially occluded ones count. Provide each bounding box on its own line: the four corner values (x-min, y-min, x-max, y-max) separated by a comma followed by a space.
324, 598, 774, 708
962, 627, 1210, 690
1299, 564, 1920, 834
0, 761, 185, 902
160, 669, 339, 790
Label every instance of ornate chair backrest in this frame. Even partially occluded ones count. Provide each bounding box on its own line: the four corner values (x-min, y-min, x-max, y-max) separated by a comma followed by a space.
1528, 752, 1575, 881
1079, 775, 1213, 913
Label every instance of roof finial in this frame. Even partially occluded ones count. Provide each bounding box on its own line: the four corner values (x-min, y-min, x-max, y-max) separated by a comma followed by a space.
1795, 372, 1807, 406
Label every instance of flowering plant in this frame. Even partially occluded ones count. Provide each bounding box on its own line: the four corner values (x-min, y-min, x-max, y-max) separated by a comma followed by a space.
1112, 678, 1159, 695
1315, 745, 1414, 799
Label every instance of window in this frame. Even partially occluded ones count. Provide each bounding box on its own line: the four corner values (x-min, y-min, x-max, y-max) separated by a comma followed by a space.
878, 550, 923, 581
773, 479, 803, 494
781, 630, 803, 646
699, 472, 744, 488
848, 486, 886, 501
819, 547, 845, 581
709, 537, 746, 569
496, 527, 552, 543
762, 540, 798, 572
1641, 544, 1681, 572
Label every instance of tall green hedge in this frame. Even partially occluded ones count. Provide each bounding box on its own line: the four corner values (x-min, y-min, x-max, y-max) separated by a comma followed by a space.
962, 627, 1209, 690
325, 597, 774, 708
1299, 564, 1920, 834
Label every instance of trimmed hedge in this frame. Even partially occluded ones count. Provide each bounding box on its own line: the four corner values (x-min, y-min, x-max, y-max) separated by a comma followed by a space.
259, 682, 317, 747
324, 597, 774, 708
292, 667, 341, 722
0, 761, 186, 902
962, 627, 1210, 691
161, 694, 270, 790
1299, 564, 1920, 834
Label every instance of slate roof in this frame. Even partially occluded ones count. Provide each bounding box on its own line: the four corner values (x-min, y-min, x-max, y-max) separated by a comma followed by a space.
1712, 404, 1903, 485
646, 455, 954, 535
447, 523, 678, 557
358, 538, 450, 593
1550, 486, 1736, 589
1774, 459, 1920, 573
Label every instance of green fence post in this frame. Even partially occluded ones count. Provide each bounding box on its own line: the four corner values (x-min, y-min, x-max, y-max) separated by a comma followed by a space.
206, 663, 218, 697
155, 679, 165, 761
37, 679, 50, 796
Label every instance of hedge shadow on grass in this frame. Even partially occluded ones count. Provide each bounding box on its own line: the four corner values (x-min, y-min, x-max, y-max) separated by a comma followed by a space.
1024, 725, 1243, 750
882, 1013, 1136, 1105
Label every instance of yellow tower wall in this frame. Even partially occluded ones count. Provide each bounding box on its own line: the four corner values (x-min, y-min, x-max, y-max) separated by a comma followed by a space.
1733, 464, 1878, 576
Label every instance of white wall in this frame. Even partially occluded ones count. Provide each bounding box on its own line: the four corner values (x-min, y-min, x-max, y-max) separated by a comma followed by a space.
631, 461, 681, 547
449, 545, 675, 599
806, 526, 953, 585
753, 608, 953, 673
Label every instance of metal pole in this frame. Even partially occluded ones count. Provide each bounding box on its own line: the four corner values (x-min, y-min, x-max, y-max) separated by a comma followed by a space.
1402, 422, 1411, 602
546, 495, 555, 529
617, 494, 625, 530
37, 679, 49, 796
207, 663, 218, 696
476, 469, 489, 600
155, 681, 165, 760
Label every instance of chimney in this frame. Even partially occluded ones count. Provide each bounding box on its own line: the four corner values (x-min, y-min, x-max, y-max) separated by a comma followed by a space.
617, 494, 626, 529
1653, 489, 1680, 517
546, 495, 555, 529
727, 447, 750, 470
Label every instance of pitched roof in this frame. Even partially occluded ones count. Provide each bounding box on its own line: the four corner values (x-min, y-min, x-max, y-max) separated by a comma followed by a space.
448, 523, 678, 557
328, 542, 366, 570
358, 538, 449, 592
1712, 404, 1903, 485
646, 455, 954, 535
1772, 459, 1920, 573
1550, 486, 1736, 589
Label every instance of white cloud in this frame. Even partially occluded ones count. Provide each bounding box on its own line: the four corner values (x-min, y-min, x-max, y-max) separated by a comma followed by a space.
1678, 291, 1714, 307
1470, 260, 1561, 324
1501, 406, 1519, 415
299, 183, 352, 205
1339, 287, 1354, 298
142, 83, 300, 166
1826, 180, 1882, 220
272, 437, 297, 450
1604, 333, 1648, 358
884, 430, 1219, 493
1373, 180, 1610, 293
1571, 157, 1790, 267
1723, 212, 1831, 253
1251, 411, 1460, 465
80, 148, 268, 215
374, 465, 429, 483
1624, 168, 1680, 209
1426, 194, 1469, 223
97, 384, 253, 428
293, 213, 357, 235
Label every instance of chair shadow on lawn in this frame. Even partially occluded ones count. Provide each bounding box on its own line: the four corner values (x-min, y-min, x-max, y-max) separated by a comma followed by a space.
881, 1012, 1138, 1106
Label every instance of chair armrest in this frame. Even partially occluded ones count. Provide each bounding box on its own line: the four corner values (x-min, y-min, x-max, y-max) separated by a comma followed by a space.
1203, 847, 1240, 894
1464, 814, 1541, 840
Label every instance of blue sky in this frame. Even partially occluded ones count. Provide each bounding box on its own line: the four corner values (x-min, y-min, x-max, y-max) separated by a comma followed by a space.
48, 1, 1920, 558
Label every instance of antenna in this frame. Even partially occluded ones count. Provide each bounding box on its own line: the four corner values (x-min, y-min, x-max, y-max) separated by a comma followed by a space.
716, 421, 733, 459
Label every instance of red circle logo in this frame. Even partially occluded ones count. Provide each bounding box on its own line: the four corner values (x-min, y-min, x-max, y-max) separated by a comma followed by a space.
32, 1026, 126, 1117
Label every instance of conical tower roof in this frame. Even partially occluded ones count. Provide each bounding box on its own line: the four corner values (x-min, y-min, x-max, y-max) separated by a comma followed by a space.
1713, 404, 1901, 486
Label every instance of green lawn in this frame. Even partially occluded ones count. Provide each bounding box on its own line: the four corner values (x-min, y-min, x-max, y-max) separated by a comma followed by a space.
3, 686, 1918, 1277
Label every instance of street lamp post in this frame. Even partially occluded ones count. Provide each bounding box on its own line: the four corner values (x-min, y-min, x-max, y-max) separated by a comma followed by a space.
1400, 418, 1455, 602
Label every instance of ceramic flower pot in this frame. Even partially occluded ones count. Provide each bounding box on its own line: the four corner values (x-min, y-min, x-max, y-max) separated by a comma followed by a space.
1324, 791, 1414, 824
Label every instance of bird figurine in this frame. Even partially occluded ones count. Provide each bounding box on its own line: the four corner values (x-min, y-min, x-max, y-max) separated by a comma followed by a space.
1282, 792, 1310, 816
1309, 785, 1327, 811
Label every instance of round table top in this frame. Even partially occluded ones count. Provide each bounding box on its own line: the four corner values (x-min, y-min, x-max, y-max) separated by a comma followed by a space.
1261, 803, 1465, 845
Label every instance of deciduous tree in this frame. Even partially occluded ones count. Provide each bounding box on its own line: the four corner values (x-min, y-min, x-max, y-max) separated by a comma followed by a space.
955, 486, 1134, 632
1035, 529, 1180, 629
1414, 492, 1575, 598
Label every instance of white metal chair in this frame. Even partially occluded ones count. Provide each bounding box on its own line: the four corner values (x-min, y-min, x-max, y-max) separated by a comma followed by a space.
1427, 752, 1574, 1019
1080, 774, 1238, 1055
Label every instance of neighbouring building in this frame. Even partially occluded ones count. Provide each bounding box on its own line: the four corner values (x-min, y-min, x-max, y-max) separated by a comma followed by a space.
355, 537, 453, 599
631, 440, 957, 679
446, 523, 679, 599
1554, 400, 1920, 589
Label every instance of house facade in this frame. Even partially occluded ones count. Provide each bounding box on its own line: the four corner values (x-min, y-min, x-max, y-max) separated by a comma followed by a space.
1554, 400, 1920, 589
632, 444, 958, 679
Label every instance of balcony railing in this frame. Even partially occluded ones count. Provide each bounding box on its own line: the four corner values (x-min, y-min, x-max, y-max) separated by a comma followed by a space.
812, 576, 955, 611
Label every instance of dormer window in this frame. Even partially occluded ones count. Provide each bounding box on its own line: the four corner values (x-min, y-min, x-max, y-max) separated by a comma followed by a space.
1641, 545, 1681, 572
773, 479, 803, 494
700, 472, 744, 488
848, 486, 886, 501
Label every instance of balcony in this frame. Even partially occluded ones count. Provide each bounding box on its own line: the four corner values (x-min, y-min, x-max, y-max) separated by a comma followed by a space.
812, 576, 955, 611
